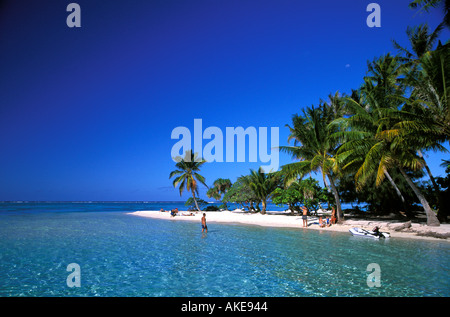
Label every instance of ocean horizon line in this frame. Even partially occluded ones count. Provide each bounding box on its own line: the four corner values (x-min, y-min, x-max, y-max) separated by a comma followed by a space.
0, 200, 366, 209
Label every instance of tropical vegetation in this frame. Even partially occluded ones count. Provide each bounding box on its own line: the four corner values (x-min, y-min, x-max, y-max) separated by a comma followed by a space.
169, 150, 208, 212
169, 2, 449, 226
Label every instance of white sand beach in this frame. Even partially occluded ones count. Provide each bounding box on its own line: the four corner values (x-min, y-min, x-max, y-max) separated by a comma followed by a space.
129, 210, 450, 242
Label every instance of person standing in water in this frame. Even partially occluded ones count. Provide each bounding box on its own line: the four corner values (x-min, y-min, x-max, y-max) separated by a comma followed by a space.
201, 213, 208, 233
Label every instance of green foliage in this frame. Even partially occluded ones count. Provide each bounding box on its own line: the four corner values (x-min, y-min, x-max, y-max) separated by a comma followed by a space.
408, 0, 450, 28
245, 168, 283, 214
203, 205, 221, 211
221, 170, 282, 213
169, 5, 449, 224
206, 187, 221, 201
271, 186, 302, 212
337, 170, 420, 214
272, 177, 331, 213
169, 150, 208, 211
279, 97, 346, 222
207, 178, 232, 208
222, 177, 258, 210
185, 197, 207, 210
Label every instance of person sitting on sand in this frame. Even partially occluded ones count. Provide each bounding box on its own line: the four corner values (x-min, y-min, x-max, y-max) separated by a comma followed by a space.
319, 216, 325, 228
170, 208, 178, 217
326, 216, 331, 227
301, 206, 308, 227
160, 208, 166, 212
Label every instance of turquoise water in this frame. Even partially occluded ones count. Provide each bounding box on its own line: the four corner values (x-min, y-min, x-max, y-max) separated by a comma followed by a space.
0, 202, 449, 297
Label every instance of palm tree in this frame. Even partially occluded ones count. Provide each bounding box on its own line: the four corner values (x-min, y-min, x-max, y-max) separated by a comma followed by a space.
357, 54, 441, 226
353, 55, 406, 190
385, 40, 449, 221
225, 175, 260, 211
392, 23, 446, 194
384, 133, 441, 226
206, 186, 221, 201
396, 43, 450, 145
169, 150, 208, 212
213, 178, 232, 196
365, 53, 406, 99
392, 23, 444, 65
331, 53, 442, 225
340, 55, 405, 195
244, 167, 281, 214
409, 0, 450, 28
207, 178, 232, 209
280, 101, 345, 223
331, 88, 407, 208
336, 100, 441, 226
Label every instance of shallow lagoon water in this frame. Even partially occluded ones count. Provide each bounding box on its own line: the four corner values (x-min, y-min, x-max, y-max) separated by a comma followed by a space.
0, 203, 449, 297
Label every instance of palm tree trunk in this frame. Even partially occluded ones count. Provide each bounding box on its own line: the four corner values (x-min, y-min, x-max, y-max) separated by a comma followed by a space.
384, 168, 415, 217
327, 173, 344, 223
383, 169, 405, 204
418, 150, 443, 220
418, 150, 440, 192
319, 167, 331, 193
261, 200, 267, 215
398, 166, 440, 226
384, 168, 413, 217
191, 189, 201, 212
255, 200, 261, 212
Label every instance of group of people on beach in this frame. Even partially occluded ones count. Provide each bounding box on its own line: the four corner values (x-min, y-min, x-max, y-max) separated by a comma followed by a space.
301, 206, 337, 228
160, 208, 207, 233
160, 208, 196, 217
160, 208, 179, 217
163, 206, 337, 232
318, 216, 332, 228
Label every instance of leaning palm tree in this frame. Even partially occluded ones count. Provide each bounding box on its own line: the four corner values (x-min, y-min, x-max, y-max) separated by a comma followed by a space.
169, 150, 208, 212
350, 54, 406, 190
280, 102, 345, 223
335, 96, 441, 226
392, 23, 446, 194
377, 126, 441, 226
384, 43, 449, 220
331, 88, 407, 208
347, 54, 442, 226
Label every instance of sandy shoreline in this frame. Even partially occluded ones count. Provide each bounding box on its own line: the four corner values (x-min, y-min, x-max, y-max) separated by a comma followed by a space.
128, 210, 450, 242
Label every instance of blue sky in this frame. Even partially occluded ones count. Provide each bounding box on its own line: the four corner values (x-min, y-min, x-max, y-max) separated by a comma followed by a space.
0, 0, 448, 201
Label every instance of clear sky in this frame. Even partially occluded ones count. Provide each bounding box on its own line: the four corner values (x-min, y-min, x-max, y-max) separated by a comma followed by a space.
0, 0, 448, 201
